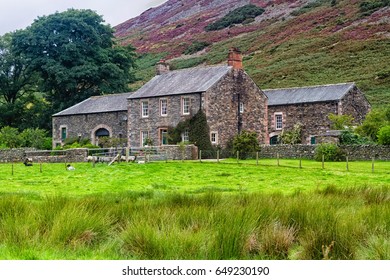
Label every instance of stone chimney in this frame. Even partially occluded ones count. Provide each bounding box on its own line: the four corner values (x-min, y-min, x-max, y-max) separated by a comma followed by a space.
156, 60, 170, 75
227, 47, 243, 70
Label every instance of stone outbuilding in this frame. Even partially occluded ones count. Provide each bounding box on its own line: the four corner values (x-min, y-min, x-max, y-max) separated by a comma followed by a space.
52, 93, 131, 147
128, 48, 269, 148
264, 83, 371, 144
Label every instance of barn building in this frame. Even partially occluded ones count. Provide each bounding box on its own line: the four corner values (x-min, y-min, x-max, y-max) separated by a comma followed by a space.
52, 93, 130, 147
264, 83, 371, 144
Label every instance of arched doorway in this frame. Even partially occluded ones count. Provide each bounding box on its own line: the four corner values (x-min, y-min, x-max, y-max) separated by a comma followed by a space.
95, 128, 110, 138
91, 125, 112, 146
270, 135, 279, 145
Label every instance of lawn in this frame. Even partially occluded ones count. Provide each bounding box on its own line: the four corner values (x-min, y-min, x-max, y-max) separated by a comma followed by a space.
0, 159, 388, 197
0, 160, 389, 260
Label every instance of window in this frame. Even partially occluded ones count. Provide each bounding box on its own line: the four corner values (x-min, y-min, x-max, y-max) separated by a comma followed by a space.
182, 97, 190, 115
160, 129, 168, 145
160, 99, 167, 116
239, 102, 244, 113
311, 136, 316, 145
61, 127, 67, 141
141, 101, 149, 118
211, 132, 218, 144
275, 114, 283, 130
181, 129, 189, 142
141, 131, 149, 146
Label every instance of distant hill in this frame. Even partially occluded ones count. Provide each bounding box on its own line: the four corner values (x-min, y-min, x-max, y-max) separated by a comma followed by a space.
114, 0, 390, 107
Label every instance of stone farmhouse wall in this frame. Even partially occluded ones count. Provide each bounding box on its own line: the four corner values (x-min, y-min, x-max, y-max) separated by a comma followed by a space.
260, 145, 390, 160
267, 86, 370, 145
340, 86, 371, 123
206, 69, 268, 147
128, 94, 202, 147
52, 111, 128, 148
268, 102, 338, 144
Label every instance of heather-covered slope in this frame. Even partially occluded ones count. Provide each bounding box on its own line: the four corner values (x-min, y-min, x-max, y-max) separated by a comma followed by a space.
115, 0, 390, 107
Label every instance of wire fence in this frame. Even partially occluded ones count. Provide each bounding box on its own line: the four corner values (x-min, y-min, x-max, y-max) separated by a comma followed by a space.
194, 150, 389, 174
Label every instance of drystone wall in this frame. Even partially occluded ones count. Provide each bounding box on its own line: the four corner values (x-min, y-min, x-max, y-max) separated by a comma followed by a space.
260, 145, 390, 160
0, 148, 88, 163
0, 145, 199, 163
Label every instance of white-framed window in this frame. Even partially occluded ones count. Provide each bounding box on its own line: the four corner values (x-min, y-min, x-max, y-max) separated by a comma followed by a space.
181, 129, 189, 142
141, 130, 149, 146
182, 97, 190, 115
239, 102, 244, 113
275, 113, 283, 130
141, 101, 149, 118
211, 132, 218, 144
160, 99, 167, 116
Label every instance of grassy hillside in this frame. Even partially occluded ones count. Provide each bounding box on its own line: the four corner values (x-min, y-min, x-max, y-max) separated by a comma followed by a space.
125, 0, 390, 108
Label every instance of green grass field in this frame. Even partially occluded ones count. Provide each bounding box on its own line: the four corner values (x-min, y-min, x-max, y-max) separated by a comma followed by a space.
1, 159, 389, 196
0, 160, 389, 260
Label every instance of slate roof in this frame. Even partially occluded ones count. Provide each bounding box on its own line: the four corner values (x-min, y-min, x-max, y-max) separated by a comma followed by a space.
53, 92, 132, 116
263, 83, 355, 106
129, 65, 232, 99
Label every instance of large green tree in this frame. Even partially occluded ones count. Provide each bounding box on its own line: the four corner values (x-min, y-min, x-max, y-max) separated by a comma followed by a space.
12, 9, 136, 113
0, 33, 38, 127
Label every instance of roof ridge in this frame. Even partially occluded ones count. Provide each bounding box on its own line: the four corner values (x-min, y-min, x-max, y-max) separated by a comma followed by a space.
161, 64, 231, 75
90, 92, 133, 99
263, 82, 355, 92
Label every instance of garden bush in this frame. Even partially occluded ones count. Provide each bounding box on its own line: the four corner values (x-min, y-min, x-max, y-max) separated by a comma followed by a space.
377, 125, 390, 145
233, 130, 260, 159
314, 143, 346, 162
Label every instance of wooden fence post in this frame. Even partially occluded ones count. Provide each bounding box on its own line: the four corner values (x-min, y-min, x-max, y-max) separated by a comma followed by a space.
237, 151, 239, 164
322, 154, 325, 169
346, 156, 349, 172
372, 157, 375, 173
126, 147, 129, 163
256, 152, 259, 166
217, 150, 220, 163
299, 158, 302, 169
277, 153, 280, 167
199, 150, 202, 163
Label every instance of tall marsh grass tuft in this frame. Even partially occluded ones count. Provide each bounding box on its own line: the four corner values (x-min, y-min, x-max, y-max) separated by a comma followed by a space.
0, 185, 390, 259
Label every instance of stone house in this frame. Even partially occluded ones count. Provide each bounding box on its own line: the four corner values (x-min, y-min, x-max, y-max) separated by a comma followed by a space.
52, 49, 371, 150
52, 93, 131, 147
127, 48, 269, 148
264, 83, 371, 144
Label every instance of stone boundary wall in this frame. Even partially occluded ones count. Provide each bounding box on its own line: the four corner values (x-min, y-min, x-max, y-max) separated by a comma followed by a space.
159, 145, 198, 161
260, 145, 390, 160
260, 145, 316, 159
0, 145, 199, 163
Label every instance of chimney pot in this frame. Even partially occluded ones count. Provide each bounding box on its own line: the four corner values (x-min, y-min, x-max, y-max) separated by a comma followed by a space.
156, 60, 170, 75
228, 47, 243, 70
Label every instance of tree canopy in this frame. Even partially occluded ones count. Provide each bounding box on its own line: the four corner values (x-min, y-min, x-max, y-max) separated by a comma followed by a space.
12, 9, 136, 113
